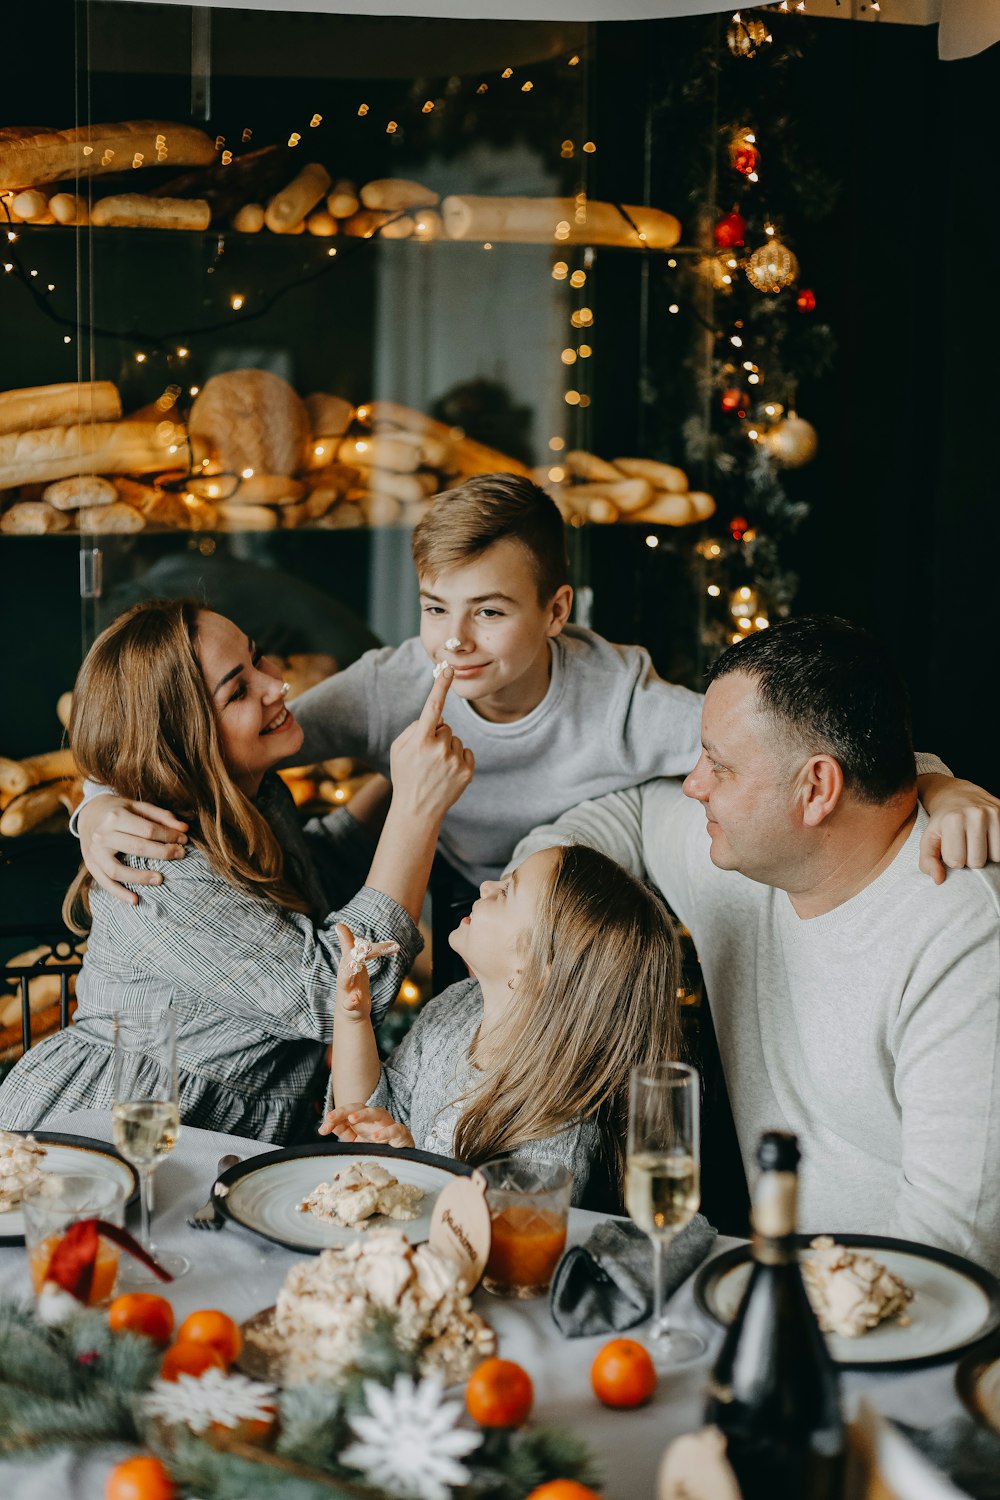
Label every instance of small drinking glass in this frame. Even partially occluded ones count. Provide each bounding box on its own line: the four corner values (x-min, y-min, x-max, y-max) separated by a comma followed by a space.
112, 1007, 189, 1281
480, 1159, 573, 1298
22, 1173, 125, 1308
626, 1062, 705, 1366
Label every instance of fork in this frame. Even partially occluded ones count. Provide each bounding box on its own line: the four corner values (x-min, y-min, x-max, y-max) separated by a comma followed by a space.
186, 1153, 241, 1230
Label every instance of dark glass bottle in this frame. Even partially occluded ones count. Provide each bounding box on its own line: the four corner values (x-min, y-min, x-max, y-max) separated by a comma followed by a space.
704, 1132, 845, 1500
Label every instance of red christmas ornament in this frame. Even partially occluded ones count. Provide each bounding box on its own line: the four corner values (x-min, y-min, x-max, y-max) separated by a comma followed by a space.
796, 288, 817, 313
714, 211, 746, 249
731, 145, 759, 177
721, 387, 748, 414
729, 515, 750, 541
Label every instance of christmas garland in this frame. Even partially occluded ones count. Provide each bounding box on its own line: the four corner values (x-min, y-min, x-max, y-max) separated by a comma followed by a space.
0, 1299, 599, 1500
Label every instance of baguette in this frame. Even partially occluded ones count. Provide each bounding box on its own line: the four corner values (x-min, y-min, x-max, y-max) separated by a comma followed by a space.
0, 781, 74, 836
44, 475, 117, 511
339, 434, 421, 474
441, 194, 681, 250
687, 490, 717, 521
152, 144, 294, 224
629, 494, 695, 526
587, 498, 620, 523
327, 180, 359, 219
234, 473, 305, 505
613, 457, 688, 493
0, 750, 77, 797
264, 162, 331, 234
565, 450, 622, 483
0, 419, 183, 489
361, 177, 439, 212
356, 468, 436, 505
564, 478, 651, 513
0, 120, 216, 192
91, 194, 210, 230
213, 501, 279, 531
0, 381, 121, 437
0, 500, 71, 533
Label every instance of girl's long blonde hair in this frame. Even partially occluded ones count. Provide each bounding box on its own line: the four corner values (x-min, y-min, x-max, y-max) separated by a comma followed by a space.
63, 598, 308, 931
454, 844, 682, 1195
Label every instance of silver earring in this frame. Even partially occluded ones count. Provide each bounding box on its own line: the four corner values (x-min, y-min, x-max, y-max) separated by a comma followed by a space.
281, 682, 291, 697
445, 637, 462, 651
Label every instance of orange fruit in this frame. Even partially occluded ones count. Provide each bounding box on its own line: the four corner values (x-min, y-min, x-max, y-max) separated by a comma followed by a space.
590, 1337, 657, 1409
174, 1308, 242, 1367
465, 1356, 534, 1428
159, 1340, 227, 1382
105, 1454, 177, 1500
525, 1485, 602, 1500
108, 1293, 175, 1348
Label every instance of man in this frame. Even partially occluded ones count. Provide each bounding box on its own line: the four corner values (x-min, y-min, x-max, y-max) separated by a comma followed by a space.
512, 617, 1000, 1270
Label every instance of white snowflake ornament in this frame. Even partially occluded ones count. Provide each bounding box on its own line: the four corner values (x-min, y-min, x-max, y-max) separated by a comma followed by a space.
143, 1366, 278, 1434
341, 1372, 482, 1500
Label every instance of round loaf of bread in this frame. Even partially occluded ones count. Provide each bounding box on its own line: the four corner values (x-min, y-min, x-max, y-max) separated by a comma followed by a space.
189, 370, 309, 478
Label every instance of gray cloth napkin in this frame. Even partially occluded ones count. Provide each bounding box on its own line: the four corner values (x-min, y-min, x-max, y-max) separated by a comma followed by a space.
549, 1214, 717, 1337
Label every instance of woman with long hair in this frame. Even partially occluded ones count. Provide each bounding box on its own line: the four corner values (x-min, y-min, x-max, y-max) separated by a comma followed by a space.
322, 843, 680, 1205
0, 599, 473, 1140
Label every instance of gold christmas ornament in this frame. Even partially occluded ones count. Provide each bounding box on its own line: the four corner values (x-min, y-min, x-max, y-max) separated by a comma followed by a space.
745, 240, 799, 294
729, 584, 759, 620
726, 13, 772, 58
697, 252, 737, 294
761, 415, 818, 467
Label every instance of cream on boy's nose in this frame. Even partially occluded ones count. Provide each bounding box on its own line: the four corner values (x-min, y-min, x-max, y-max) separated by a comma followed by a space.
445, 637, 462, 651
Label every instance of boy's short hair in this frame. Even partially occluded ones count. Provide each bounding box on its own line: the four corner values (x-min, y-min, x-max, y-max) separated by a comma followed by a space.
411, 473, 569, 602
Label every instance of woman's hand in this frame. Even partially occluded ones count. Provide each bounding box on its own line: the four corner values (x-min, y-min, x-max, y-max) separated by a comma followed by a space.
918, 775, 1000, 883
318, 1104, 415, 1148
78, 793, 188, 904
388, 666, 475, 824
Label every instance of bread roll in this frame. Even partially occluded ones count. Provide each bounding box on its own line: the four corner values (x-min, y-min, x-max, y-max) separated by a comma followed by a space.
91, 194, 210, 230
79, 500, 145, 533
359, 468, 436, 505
0, 500, 72, 533
630, 494, 695, 526
687, 490, 717, 521
306, 209, 337, 237
264, 162, 331, 234
214, 501, 279, 530
614, 457, 688, 493
587, 498, 620, 523
358, 492, 403, 526
341, 209, 398, 239
361, 178, 439, 212
412, 209, 442, 241
0, 419, 182, 488
44, 475, 116, 511
11, 189, 48, 221
233, 202, 265, 233
56, 691, 73, 730
566, 478, 651, 513
48, 192, 90, 225
327, 180, 359, 219
234, 473, 305, 505
315, 500, 364, 529
0, 120, 216, 192
339, 434, 420, 474
565, 450, 622, 483
0, 381, 121, 437
304, 393, 354, 440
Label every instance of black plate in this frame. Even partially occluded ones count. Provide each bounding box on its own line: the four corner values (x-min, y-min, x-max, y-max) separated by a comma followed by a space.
212, 1140, 471, 1253
0, 1130, 141, 1247
694, 1233, 1000, 1372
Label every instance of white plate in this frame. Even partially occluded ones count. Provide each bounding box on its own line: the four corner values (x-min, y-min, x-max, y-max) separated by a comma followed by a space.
214, 1142, 469, 1253
0, 1132, 140, 1246
695, 1234, 1000, 1370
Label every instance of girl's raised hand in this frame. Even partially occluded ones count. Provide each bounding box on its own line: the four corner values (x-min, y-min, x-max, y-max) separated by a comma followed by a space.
388, 665, 475, 823
318, 1104, 415, 1148
335, 922, 399, 1020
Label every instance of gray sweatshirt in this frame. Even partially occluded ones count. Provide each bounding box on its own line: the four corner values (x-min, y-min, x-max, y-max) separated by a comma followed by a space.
513, 781, 1000, 1272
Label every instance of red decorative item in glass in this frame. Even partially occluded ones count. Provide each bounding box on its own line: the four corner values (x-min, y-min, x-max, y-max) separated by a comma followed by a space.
714, 210, 746, 249
731, 145, 759, 177
729, 515, 750, 541
721, 388, 748, 413
796, 288, 817, 313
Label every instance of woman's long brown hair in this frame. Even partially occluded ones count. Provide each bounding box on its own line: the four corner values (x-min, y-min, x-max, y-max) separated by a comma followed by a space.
453, 843, 682, 1192
63, 598, 308, 931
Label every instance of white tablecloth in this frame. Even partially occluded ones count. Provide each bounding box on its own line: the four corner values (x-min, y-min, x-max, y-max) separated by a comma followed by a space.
0, 1109, 968, 1500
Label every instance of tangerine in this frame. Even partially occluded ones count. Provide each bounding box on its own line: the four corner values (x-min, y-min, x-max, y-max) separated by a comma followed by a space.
108, 1293, 175, 1347
105, 1454, 177, 1500
590, 1338, 656, 1409
525, 1484, 602, 1500
159, 1340, 227, 1382
465, 1356, 534, 1428
174, 1308, 242, 1367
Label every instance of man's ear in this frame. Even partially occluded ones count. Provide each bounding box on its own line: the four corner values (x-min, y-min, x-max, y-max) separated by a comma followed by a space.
546, 583, 574, 637
799, 754, 844, 827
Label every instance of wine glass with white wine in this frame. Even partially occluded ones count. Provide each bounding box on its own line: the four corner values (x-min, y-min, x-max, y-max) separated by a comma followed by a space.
112, 1007, 189, 1281
626, 1061, 705, 1365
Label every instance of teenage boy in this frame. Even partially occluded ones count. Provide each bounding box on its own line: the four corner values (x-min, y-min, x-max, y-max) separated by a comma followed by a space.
79, 477, 986, 949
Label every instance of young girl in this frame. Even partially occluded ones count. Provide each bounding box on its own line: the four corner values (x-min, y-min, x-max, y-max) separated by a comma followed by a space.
0, 599, 472, 1141
321, 843, 680, 1207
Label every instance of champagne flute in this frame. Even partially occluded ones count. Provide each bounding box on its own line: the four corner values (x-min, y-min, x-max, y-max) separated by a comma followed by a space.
626, 1061, 705, 1365
112, 1007, 189, 1281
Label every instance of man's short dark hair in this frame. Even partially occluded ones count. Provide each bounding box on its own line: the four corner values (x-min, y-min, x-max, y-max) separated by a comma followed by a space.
707, 615, 916, 803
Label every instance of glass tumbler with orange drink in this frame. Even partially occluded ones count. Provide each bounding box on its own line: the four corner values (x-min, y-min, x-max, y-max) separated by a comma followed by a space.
22, 1173, 126, 1307
480, 1160, 573, 1298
